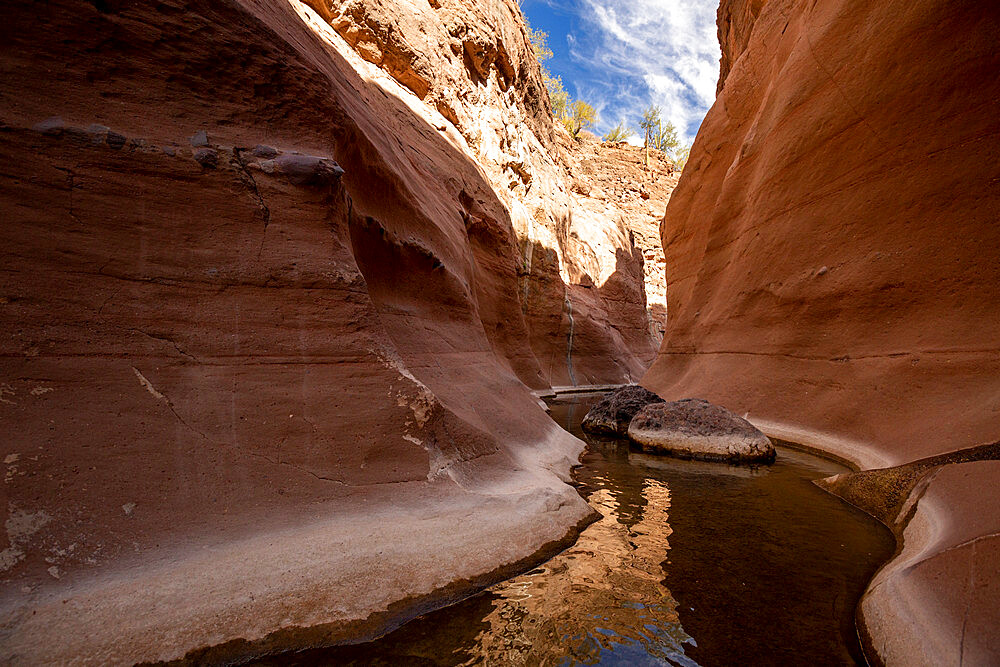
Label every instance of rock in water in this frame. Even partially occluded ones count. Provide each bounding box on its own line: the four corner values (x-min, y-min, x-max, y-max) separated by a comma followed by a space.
628, 398, 775, 464
581, 385, 664, 436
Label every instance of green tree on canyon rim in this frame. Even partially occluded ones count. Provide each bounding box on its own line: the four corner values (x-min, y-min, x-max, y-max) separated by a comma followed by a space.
526, 18, 690, 164
640, 104, 691, 170
526, 20, 597, 137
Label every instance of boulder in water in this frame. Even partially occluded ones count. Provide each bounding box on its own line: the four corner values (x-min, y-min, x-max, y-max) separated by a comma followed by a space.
581, 385, 664, 436
628, 398, 775, 464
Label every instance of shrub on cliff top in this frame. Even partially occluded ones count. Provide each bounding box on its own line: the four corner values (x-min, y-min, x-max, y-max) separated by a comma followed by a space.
603, 122, 634, 143
564, 100, 598, 137
524, 17, 597, 138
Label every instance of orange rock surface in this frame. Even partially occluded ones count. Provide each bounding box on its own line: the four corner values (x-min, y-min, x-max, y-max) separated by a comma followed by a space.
644, 0, 1000, 662
0, 0, 665, 662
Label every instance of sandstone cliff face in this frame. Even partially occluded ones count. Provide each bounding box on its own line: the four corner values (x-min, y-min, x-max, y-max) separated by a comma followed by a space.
644, 1, 1000, 663
0, 0, 662, 662
302, 0, 665, 387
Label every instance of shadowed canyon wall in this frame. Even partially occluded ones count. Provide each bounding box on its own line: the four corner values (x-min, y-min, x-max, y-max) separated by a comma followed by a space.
0, 0, 667, 662
643, 0, 1000, 663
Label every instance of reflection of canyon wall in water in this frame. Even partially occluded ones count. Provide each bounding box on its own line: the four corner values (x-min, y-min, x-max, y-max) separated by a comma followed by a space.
642, 0, 1000, 664
0, 0, 664, 662
463, 480, 695, 665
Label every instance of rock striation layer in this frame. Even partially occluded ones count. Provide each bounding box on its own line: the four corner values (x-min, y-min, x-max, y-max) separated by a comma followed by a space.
0, 0, 665, 663
643, 0, 1000, 663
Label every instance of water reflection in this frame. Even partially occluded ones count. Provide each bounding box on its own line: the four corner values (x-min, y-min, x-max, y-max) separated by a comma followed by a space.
465, 477, 697, 666
259, 393, 894, 667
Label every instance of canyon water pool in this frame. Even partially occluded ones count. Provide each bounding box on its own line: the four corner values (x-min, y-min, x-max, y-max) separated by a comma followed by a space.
259, 392, 895, 666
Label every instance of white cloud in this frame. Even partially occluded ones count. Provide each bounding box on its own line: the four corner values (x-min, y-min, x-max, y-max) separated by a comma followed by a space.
557, 0, 720, 145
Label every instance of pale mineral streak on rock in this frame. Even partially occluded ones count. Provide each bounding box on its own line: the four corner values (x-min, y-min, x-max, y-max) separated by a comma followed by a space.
1, 506, 52, 573
131, 367, 165, 403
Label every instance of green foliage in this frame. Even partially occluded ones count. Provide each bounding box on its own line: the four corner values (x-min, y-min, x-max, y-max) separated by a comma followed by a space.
564, 99, 598, 137
544, 72, 570, 120
639, 105, 661, 135
651, 121, 679, 154
639, 104, 678, 154
603, 122, 634, 143
673, 144, 691, 170
524, 16, 597, 137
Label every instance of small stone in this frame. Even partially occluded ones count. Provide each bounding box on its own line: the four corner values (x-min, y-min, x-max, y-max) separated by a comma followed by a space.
570, 179, 591, 196
817, 266, 829, 276
628, 398, 775, 464
47, 566, 60, 579
581, 385, 664, 436
193, 148, 218, 169
86, 124, 110, 145
33, 116, 64, 137
273, 154, 344, 185
106, 131, 126, 150
122, 502, 136, 516
189, 130, 209, 147
252, 144, 278, 159
64, 126, 91, 145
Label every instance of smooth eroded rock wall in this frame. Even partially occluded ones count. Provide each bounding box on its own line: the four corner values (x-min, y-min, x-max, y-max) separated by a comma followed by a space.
644, 1, 1000, 663
0, 0, 632, 662
646, 0, 1000, 466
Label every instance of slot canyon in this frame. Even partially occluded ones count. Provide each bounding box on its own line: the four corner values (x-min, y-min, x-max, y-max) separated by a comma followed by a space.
0, 0, 997, 664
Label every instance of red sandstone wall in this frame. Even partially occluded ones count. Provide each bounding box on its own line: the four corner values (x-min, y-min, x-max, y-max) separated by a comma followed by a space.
645, 0, 1000, 466
644, 2, 1000, 663
0, 0, 614, 661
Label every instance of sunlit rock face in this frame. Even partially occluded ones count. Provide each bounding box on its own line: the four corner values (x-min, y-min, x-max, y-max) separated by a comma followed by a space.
302, 0, 672, 387
0, 0, 667, 662
643, 0, 1000, 663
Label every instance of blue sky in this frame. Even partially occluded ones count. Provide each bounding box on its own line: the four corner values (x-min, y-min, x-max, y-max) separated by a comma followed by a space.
519, 0, 720, 145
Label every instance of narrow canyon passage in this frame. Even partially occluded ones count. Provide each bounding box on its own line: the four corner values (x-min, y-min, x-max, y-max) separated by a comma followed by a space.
1, 0, 997, 663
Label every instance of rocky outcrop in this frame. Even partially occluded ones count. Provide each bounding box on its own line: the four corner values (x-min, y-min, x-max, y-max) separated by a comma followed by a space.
558, 134, 678, 344
0, 0, 665, 663
580, 384, 664, 436
643, 0, 1000, 662
299, 0, 669, 388
857, 460, 1000, 666
628, 399, 775, 464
